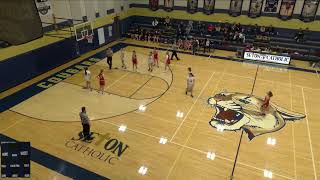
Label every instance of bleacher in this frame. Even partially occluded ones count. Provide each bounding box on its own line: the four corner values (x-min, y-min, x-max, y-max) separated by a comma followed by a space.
127, 16, 320, 63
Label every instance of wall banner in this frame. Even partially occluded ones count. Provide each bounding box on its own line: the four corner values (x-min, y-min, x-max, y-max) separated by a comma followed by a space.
229, 0, 244, 17
278, 0, 296, 20
187, 0, 199, 14
203, 0, 215, 15
35, 0, 52, 17
300, 0, 319, 22
164, 0, 174, 12
264, 0, 279, 13
149, 0, 159, 11
248, 0, 264, 17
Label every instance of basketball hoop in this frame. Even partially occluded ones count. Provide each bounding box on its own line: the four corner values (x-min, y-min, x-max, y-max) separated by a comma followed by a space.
85, 35, 93, 43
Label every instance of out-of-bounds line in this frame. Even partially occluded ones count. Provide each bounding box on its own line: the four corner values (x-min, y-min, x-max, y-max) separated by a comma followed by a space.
301, 88, 318, 180
169, 72, 215, 142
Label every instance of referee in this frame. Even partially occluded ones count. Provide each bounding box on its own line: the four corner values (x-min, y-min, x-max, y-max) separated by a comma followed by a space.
79, 107, 91, 141
171, 42, 180, 60
106, 48, 113, 70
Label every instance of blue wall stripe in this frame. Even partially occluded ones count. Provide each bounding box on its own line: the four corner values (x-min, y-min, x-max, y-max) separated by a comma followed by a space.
0, 134, 110, 180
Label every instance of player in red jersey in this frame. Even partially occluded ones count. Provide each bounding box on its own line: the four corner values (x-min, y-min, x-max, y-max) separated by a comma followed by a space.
164, 51, 171, 71
132, 50, 138, 71
97, 69, 105, 94
261, 91, 273, 115
153, 47, 159, 68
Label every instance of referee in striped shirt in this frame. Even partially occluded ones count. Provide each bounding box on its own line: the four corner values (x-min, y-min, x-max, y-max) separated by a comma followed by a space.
79, 107, 91, 140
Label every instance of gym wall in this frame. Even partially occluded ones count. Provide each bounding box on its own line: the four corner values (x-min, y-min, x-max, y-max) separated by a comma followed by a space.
133, 0, 320, 16
39, 0, 130, 29
129, 0, 320, 31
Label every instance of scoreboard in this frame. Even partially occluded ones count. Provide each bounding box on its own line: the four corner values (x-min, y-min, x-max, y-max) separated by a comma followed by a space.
1, 142, 31, 178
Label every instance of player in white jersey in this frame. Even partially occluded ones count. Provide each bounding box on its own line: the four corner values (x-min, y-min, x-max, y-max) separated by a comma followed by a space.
186, 73, 195, 97
148, 51, 154, 72
83, 67, 92, 91
120, 48, 127, 69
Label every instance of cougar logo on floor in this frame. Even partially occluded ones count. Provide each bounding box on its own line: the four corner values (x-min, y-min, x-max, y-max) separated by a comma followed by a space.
65, 132, 129, 165
207, 92, 305, 140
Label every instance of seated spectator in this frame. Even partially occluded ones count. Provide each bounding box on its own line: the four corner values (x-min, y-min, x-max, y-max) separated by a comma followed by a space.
246, 24, 253, 34
245, 44, 252, 51
152, 18, 159, 29
179, 21, 184, 30
185, 39, 192, 50
236, 23, 241, 31
188, 20, 194, 31
261, 47, 271, 53
147, 32, 152, 42
253, 24, 259, 35
177, 39, 183, 48
267, 25, 275, 35
204, 39, 211, 53
165, 16, 171, 27
197, 21, 202, 32
260, 26, 266, 35
159, 17, 165, 27
294, 28, 304, 42
252, 46, 261, 52
186, 24, 192, 35
208, 24, 214, 34
233, 31, 239, 41
153, 31, 159, 43
215, 25, 221, 32
239, 32, 245, 43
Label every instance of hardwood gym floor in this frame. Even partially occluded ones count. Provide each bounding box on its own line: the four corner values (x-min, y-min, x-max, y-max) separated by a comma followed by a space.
0, 42, 319, 180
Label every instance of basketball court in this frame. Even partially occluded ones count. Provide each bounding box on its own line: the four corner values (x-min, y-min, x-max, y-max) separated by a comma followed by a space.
1, 39, 320, 179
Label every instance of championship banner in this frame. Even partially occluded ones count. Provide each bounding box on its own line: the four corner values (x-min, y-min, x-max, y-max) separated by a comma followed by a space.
248, 0, 264, 17
164, 0, 174, 12
187, 0, 198, 14
149, 0, 159, 11
279, 0, 296, 20
244, 51, 291, 65
229, 0, 243, 16
264, 0, 279, 13
203, 0, 215, 14
35, 0, 52, 17
300, 0, 319, 22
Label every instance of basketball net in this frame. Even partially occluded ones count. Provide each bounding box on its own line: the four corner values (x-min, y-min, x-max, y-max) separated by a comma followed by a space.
85, 35, 93, 43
